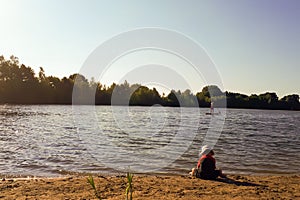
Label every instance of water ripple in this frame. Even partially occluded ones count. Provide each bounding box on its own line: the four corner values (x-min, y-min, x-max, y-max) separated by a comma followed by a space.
0, 105, 299, 176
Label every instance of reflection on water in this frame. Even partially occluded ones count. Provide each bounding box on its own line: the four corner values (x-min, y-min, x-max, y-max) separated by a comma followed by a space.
0, 105, 299, 177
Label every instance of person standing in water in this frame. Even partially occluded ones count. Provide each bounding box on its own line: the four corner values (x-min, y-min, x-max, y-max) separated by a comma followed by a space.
210, 102, 214, 114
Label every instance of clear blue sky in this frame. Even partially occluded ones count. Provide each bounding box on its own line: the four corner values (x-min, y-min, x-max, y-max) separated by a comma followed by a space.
0, 0, 299, 97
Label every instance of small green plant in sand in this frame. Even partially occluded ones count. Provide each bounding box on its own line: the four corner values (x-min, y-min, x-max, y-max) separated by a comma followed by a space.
125, 172, 134, 200
87, 175, 102, 200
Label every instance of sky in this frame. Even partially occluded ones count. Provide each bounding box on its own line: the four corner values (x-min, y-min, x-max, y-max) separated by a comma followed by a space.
0, 0, 299, 97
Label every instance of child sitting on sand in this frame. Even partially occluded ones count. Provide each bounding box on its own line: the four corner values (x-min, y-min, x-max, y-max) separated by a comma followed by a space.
190, 145, 225, 180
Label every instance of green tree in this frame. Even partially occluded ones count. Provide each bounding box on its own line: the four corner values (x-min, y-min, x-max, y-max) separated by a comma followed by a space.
130, 86, 162, 106
165, 90, 180, 106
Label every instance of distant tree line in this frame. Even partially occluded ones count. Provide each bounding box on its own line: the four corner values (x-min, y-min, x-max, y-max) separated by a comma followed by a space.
0, 55, 299, 110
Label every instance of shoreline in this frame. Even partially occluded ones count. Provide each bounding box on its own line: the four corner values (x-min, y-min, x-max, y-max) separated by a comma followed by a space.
1, 174, 299, 199
1, 170, 298, 179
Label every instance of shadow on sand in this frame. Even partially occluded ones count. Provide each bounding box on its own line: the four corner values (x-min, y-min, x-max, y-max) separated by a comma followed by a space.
215, 177, 262, 187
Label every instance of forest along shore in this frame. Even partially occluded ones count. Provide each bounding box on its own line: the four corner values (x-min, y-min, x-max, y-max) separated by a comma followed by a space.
0, 174, 299, 199
1, 55, 299, 110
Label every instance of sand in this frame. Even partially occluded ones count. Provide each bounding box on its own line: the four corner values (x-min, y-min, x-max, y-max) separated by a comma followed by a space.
0, 174, 299, 200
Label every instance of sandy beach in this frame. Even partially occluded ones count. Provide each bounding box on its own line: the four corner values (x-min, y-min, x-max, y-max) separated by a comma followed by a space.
0, 174, 299, 200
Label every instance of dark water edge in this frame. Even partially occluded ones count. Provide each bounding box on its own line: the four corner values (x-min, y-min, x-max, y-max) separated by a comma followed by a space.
1, 103, 300, 111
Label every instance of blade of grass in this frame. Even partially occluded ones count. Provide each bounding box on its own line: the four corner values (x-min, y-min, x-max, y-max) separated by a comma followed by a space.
125, 172, 134, 200
87, 175, 102, 200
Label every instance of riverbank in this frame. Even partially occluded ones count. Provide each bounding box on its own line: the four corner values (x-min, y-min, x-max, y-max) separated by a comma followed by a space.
0, 174, 299, 199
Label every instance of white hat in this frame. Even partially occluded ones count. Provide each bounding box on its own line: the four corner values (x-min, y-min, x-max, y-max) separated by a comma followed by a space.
199, 145, 212, 156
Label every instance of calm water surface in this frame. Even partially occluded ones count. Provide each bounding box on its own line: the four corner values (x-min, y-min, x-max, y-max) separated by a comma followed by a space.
0, 105, 299, 177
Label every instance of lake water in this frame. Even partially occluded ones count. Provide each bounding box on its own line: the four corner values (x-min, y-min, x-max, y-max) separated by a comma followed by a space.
0, 105, 299, 177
